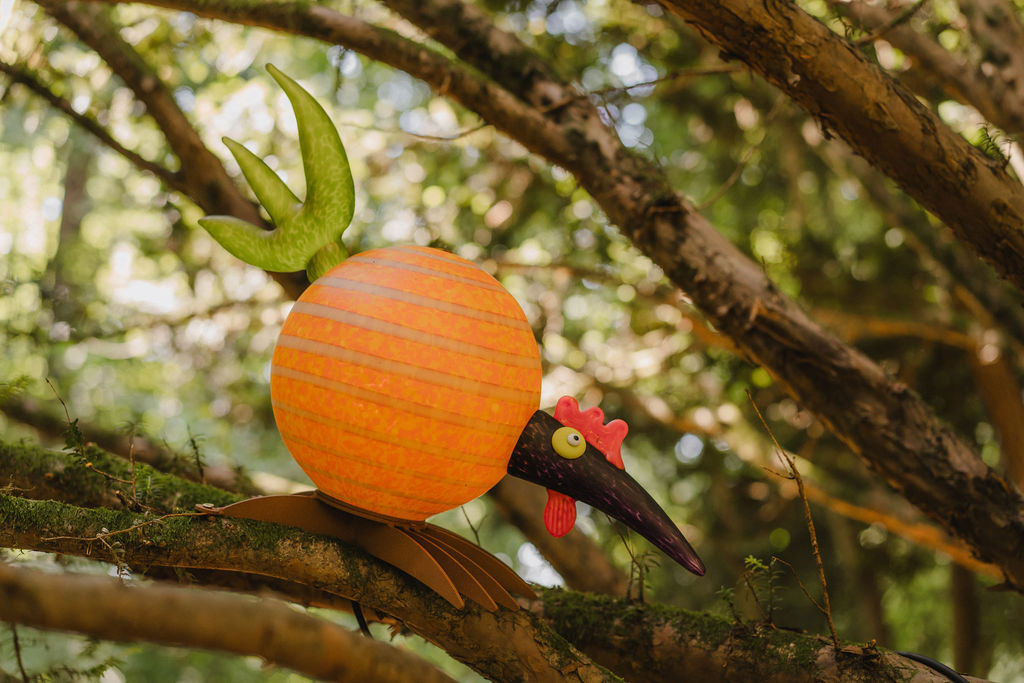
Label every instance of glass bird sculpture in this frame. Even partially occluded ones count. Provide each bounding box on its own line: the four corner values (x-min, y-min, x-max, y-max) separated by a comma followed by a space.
197, 66, 704, 611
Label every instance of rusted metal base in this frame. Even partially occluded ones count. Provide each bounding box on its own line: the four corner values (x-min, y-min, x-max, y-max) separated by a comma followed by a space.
196, 491, 535, 611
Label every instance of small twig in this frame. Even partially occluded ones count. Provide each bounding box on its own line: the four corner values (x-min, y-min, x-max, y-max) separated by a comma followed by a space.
747, 390, 841, 650
740, 556, 780, 626
741, 572, 772, 624
340, 119, 491, 142
587, 64, 744, 99
532, 65, 746, 120
127, 433, 138, 505
82, 462, 133, 486
853, 0, 929, 47
11, 624, 30, 683
612, 523, 656, 602
45, 378, 87, 462
459, 506, 482, 546
42, 511, 204, 544
771, 556, 826, 614
45, 378, 72, 429
610, 524, 636, 600
698, 94, 786, 210
187, 428, 206, 484
351, 601, 373, 638
1, 480, 31, 495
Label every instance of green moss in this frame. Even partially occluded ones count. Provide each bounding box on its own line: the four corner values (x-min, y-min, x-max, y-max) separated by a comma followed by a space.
668, 604, 735, 648
541, 588, 738, 653
527, 602, 616, 679
0, 494, 135, 539
0, 437, 241, 512
760, 626, 825, 671
537, 588, 859, 679
0, 492, 336, 577
540, 589, 618, 642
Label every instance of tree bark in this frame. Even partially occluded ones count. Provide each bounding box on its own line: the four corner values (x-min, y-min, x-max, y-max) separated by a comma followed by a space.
659, 0, 1024, 292
0, 493, 617, 682
379, 0, 1024, 591
536, 592, 991, 683
834, 0, 1024, 136
0, 484, 988, 682
0, 562, 458, 683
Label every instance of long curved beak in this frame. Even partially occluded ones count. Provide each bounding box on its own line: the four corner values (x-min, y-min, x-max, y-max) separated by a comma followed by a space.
507, 411, 705, 576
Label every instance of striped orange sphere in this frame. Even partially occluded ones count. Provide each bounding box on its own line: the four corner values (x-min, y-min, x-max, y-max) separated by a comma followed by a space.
270, 245, 542, 521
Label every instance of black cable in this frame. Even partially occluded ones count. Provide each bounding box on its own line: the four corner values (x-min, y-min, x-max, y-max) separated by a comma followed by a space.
351, 600, 373, 638
896, 651, 969, 683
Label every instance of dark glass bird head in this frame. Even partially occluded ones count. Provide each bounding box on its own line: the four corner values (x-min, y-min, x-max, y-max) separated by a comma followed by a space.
506, 400, 706, 577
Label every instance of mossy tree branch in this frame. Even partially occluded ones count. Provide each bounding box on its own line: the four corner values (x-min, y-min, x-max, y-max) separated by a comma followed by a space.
0, 488, 981, 682
0, 439, 993, 680
0, 492, 617, 682
0, 437, 241, 513
658, 0, 1024, 290
536, 592, 991, 683
0, 397, 258, 494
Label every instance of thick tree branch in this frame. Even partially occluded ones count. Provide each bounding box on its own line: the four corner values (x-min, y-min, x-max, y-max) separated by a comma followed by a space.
0, 562, 457, 683
832, 0, 1024, 136
0, 487, 984, 682
357, 0, 1024, 592
535, 592, 991, 683
0, 493, 617, 682
0, 438, 617, 681
2, 417, 628, 600
0, 397, 256, 494
659, 0, 1024, 292
77, 0, 1024, 592
959, 0, 1024, 134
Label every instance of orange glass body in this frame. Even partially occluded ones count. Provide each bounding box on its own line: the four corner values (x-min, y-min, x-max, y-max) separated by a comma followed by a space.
270, 245, 542, 520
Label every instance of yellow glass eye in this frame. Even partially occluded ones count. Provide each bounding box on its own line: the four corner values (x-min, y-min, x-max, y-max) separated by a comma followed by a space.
552, 426, 586, 459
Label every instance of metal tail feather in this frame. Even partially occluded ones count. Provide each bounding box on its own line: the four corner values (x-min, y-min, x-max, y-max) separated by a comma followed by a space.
196, 492, 535, 610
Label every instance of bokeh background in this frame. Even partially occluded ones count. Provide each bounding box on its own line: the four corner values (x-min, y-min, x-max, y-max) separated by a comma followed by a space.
2, 0, 1024, 680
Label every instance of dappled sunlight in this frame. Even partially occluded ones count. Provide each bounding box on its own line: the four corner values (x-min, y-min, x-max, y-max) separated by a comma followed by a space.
2, 0, 1023, 679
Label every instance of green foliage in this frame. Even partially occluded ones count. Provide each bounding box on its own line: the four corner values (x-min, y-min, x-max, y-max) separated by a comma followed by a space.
973, 125, 1012, 168
2, 0, 1024, 680
61, 417, 85, 461
1, 624, 124, 683
0, 376, 32, 402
